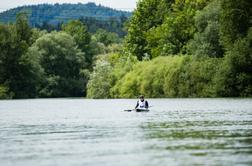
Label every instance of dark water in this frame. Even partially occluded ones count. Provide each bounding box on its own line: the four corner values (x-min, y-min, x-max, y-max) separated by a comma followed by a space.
0, 99, 251, 166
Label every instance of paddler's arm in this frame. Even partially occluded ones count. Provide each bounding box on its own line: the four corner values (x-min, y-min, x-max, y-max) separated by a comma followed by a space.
135, 101, 139, 109
145, 101, 149, 108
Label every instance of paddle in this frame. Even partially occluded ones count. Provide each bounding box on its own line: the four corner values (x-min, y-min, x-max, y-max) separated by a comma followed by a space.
124, 109, 135, 112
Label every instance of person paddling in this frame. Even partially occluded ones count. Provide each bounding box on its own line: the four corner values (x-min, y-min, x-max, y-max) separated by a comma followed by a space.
135, 95, 149, 109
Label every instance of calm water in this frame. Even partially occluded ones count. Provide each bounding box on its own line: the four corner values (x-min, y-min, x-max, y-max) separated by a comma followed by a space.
0, 99, 252, 166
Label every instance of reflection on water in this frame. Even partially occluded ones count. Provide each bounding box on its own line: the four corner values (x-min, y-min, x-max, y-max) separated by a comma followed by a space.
0, 98, 251, 166
142, 121, 252, 153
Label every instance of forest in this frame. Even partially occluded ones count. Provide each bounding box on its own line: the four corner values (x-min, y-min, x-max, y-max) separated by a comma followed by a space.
0, 3, 130, 36
0, 3, 131, 24
0, 0, 252, 99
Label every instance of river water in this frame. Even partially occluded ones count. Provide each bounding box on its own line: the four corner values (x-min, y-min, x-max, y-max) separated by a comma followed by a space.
0, 98, 251, 166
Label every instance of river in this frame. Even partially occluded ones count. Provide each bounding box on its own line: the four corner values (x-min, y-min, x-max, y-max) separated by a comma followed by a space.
0, 98, 251, 166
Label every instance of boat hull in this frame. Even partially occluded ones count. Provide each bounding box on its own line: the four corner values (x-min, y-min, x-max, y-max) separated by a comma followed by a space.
124, 108, 150, 112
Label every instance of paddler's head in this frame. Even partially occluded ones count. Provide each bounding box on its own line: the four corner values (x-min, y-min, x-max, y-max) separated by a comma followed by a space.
139, 95, 144, 102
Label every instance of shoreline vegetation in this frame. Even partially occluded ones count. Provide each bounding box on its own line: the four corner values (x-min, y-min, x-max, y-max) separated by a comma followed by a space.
0, 97, 251, 101
0, 0, 252, 99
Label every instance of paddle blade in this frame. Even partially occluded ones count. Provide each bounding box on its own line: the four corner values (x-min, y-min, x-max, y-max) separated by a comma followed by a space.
124, 110, 132, 112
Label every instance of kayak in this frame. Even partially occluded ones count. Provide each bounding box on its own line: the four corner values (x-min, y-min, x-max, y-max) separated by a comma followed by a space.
124, 108, 150, 112
136, 108, 149, 112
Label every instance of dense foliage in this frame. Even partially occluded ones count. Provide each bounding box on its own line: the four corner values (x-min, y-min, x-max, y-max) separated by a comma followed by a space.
0, 12, 122, 99
27, 32, 88, 97
0, 0, 251, 99
87, 54, 221, 98
0, 13, 41, 98
87, 53, 137, 98
87, 0, 252, 98
79, 16, 128, 37
125, 0, 208, 60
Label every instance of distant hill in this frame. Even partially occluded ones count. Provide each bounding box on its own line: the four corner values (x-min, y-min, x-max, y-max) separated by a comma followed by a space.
0, 2, 132, 27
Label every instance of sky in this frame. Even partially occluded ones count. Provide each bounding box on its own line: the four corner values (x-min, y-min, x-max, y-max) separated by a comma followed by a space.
0, 0, 138, 12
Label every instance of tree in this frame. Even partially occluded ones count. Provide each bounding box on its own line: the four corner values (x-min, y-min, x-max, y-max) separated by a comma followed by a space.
92, 29, 120, 46
187, 0, 224, 58
87, 53, 137, 98
215, 28, 252, 97
126, 0, 209, 59
145, 0, 209, 57
213, 0, 252, 97
125, 0, 173, 60
87, 55, 113, 98
62, 20, 92, 67
0, 85, 11, 99
0, 13, 43, 98
220, 0, 252, 50
29, 32, 88, 97
15, 13, 32, 44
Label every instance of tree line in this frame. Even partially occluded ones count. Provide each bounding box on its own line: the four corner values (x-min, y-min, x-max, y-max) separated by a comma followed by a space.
0, 3, 131, 26
35, 16, 128, 37
1, 0, 251, 99
0, 13, 121, 99
0, 3, 130, 37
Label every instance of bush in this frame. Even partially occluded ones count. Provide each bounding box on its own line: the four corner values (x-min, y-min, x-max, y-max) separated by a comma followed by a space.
0, 85, 12, 99
86, 55, 113, 98
87, 53, 137, 98
166, 56, 220, 97
111, 56, 220, 98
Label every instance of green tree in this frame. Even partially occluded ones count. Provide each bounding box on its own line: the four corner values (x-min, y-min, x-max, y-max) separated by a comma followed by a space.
220, 0, 252, 50
15, 13, 32, 44
187, 0, 224, 58
87, 55, 113, 98
0, 85, 12, 99
29, 32, 88, 97
125, 0, 173, 60
0, 13, 43, 98
213, 0, 252, 97
62, 20, 92, 67
30, 28, 47, 44
87, 53, 137, 98
145, 0, 209, 57
92, 29, 120, 46
215, 28, 252, 97
126, 0, 209, 59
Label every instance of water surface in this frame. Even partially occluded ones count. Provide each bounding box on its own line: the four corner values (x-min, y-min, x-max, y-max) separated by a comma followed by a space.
0, 99, 251, 165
